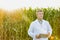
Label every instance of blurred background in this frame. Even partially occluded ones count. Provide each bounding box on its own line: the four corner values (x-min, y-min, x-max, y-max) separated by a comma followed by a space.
0, 0, 60, 40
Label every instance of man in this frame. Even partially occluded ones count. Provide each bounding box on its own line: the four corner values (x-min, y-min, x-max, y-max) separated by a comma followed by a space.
28, 9, 52, 40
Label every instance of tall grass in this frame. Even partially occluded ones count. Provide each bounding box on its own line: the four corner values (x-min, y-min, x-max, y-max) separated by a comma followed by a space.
0, 8, 60, 40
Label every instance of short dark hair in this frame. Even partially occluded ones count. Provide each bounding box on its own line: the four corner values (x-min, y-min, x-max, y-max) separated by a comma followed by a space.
36, 9, 43, 14
36, 9, 43, 13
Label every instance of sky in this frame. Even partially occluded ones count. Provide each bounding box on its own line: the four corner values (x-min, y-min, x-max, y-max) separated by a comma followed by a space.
0, 0, 60, 11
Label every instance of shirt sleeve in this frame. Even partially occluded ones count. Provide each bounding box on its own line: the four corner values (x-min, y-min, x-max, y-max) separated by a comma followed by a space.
47, 21, 52, 37
28, 22, 35, 38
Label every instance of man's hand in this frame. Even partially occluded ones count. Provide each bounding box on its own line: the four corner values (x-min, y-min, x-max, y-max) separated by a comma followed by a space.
36, 34, 41, 39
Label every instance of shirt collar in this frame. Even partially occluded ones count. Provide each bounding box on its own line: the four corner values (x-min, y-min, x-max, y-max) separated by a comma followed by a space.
36, 19, 44, 24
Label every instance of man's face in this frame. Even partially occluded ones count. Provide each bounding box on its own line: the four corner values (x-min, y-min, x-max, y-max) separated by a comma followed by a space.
36, 12, 43, 20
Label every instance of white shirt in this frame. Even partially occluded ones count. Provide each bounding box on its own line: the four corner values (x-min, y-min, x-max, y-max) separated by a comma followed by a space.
28, 19, 52, 40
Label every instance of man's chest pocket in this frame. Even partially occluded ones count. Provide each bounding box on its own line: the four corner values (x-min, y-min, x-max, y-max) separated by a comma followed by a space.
41, 25, 48, 34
